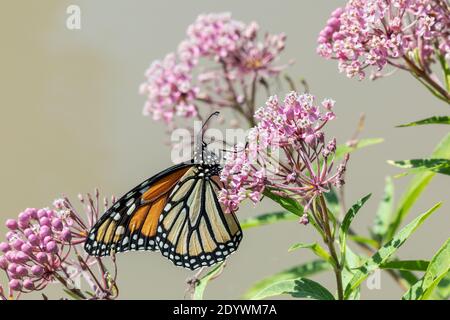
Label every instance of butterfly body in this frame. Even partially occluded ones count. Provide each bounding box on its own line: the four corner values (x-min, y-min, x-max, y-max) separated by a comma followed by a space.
84, 144, 242, 270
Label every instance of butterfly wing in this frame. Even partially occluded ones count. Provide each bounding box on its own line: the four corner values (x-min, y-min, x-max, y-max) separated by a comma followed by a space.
84, 162, 193, 256
156, 165, 242, 270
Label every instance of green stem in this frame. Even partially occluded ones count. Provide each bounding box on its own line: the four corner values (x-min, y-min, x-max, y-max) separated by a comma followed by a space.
403, 55, 450, 104
318, 195, 344, 300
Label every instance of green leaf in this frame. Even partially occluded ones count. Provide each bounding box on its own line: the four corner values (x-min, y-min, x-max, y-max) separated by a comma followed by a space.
386, 133, 450, 240
342, 246, 364, 300
433, 272, 450, 300
324, 187, 340, 216
388, 158, 450, 176
403, 238, 450, 300
380, 260, 429, 272
398, 270, 420, 287
339, 194, 372, 261
397, 116, 450, 127
348, 235, 379, 249
242, 260, 331, 299
344, 203, 441, 299
250, 277, 335, 300
264, 189, 303, 216
371, 177, 394, 243
240, 211, 298, 230
335, 138, 384, 160
193, 262, 224, 300
288, 242, 334, 267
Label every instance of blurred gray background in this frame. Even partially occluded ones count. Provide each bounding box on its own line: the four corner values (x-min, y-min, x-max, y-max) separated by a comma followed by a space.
0, 0, 448, 300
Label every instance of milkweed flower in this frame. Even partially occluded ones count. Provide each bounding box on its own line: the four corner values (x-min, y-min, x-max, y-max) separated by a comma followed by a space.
140, 12, 289, 129
0, 190, 118, 300
317, 0, 450, 101
219, 91, 349, 214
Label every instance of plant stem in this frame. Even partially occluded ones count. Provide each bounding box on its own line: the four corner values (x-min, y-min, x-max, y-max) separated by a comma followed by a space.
318, 195, 344, 300
403, 55, 450, 103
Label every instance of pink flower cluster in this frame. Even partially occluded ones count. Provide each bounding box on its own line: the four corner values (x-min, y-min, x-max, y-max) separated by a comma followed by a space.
0, 207, 74, 293
219, 92, 348, 214
317, 0, 450, 79
0, 191, 118, 299
140, 12, 287, 126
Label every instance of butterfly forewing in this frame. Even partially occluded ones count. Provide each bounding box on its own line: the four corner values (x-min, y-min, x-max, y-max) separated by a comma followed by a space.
84, 163, 192, 256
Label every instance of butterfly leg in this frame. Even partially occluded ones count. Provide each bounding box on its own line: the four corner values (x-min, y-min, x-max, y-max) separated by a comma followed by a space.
184, 266, 206, 299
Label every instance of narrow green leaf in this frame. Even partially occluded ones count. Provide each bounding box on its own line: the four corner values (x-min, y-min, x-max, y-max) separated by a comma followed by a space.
324, 187, 340, 216
344, 203, 441, 299
193, 262, 224, 300
386, 133, 450, 240
339, 194, 372, 261
240, 211, 297, 230
397, 116, 450, 127
371, 177, 394, 243
335, 138, 384, 160
250, 277, 335, 300
242, 260, 331, 299
264, 190, 303, 216
342, 246, 364, 300
433, 272, 450, 300
380, 260, 429, 272
403, 238, 450, 300
398, 270, 420, 287
288, 242, 334, 267
349, 235, 379, 249
388, 158, 450, 176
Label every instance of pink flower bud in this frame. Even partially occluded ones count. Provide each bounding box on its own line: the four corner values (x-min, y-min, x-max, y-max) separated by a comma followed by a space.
39, 225, 52, 239
23, 228, 34, 237
5, 251, 15, 262
25, 208, 38, 219
51, 218, 63, 231
6, 231, 16, 241
21, 243, 33, 255
31, 265, 44, 276
299, 213, 309, 225
18, 220, 29, 229
23, 279, 34, 290
39, 217, 51, 227
46, 209, 55, 218
15, 265, 28, 277
7, 263, 17, 274
43, 236, 52, 246
45, 241, 58, 253
0, 256, 8, 269
36, 252, 48, 264
28, 234, 40, 246
5, 219, 18, 230
15, 251, 29, 263
12, 239, 24, 251
37, 209, 47, 219
0, 242, 10, 253
9, 279, 22, 291
60, 229, 72, 242
18, 211, 31, 223
331, 7, 344, 18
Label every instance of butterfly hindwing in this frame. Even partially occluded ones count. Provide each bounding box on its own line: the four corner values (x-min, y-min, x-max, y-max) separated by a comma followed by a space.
156, 165, 243, 270
84, 163, 192, 256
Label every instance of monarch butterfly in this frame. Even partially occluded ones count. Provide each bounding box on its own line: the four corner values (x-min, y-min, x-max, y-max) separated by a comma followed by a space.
84, 113, 242, 270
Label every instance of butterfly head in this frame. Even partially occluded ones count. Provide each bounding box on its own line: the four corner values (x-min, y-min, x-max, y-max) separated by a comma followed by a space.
193, 111, 221, 167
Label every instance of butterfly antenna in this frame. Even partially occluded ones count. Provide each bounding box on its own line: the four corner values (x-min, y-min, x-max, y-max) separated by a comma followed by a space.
201, 111, 220, 143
